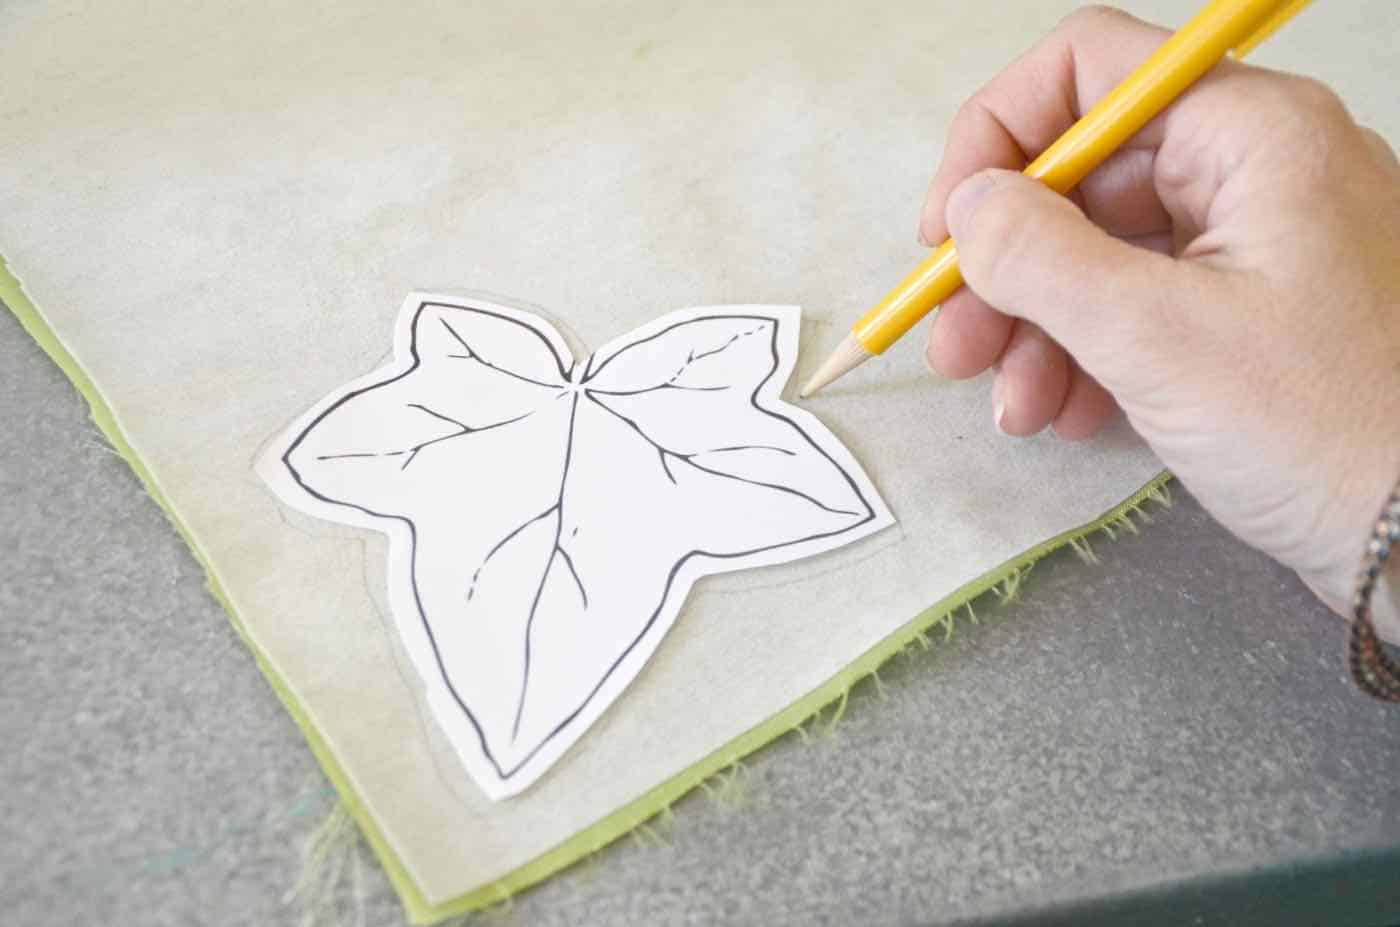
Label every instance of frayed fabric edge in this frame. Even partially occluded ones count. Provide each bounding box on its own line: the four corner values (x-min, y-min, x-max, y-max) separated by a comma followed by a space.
1, 257, 1170, 925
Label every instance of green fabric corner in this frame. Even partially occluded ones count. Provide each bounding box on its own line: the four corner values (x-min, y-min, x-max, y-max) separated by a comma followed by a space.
1, 256, 1170, 924
0, 257, 434, 918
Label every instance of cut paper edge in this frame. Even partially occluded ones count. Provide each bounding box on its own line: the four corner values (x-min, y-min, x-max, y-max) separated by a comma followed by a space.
257, 296, 896, 800
0, 257, 1171, 924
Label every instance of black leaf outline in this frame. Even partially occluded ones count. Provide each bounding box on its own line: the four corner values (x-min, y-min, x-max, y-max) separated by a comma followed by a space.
280, 301, 879, 785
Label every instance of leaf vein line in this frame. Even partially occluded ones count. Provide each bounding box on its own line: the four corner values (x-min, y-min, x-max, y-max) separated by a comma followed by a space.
511, 392, 580, 743
439, 317, 562, 389
314, 405, 532, 470
555, 546, 588, 609
584, 392, 859, 517
466, 504, 560, 602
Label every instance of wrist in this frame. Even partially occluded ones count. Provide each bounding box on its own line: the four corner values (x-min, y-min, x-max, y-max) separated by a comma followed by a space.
1301, 372, 1400, 642
1309, 469, 1399, 643
1299, 455, 1400, 645
1347, 483, 1400, 698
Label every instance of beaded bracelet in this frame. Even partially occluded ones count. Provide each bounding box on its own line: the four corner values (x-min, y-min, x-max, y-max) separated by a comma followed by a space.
1349, 483, 1400, 701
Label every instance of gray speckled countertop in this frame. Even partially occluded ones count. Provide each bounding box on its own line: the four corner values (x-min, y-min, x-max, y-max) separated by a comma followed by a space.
3, 301, 1399, 927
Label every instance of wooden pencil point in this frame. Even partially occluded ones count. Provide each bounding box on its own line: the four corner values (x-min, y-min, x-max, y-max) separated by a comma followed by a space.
799, 334, 873, 397
816, 0, 1310, 377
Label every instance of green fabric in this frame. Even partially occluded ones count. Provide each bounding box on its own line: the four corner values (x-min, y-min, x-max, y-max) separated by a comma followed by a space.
2, 256, 1169, 924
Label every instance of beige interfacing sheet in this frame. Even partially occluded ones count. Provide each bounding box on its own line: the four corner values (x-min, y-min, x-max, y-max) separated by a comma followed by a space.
4, 0, 1395, 919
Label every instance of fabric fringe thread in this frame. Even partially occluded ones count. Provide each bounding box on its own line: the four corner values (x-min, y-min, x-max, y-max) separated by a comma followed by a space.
4, 262, 1175, 924
284, 802, 372, 927
289, 481, 1174, 923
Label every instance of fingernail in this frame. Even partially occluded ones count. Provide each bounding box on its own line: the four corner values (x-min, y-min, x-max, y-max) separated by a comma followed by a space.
923, 346, 942, 378
924, 317, 943, 377
992, 375, 1008, 435
917, 226, 931, 247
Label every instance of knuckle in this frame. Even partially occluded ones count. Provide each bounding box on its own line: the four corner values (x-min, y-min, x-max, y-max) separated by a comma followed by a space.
1058, 4, 1132, 36
1232, 70, 1345, 127
1151, 135, 1196, 194
1360, 126, 1400, 166
1217, 71, 1355, 179
1277, 78, 1353, 173
949, 97, 991, 139
1268, 75, 1348, 138
1288, 75, 1347, 119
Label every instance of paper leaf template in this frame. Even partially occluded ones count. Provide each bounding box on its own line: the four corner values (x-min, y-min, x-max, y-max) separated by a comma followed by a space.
259, 296, 894, 799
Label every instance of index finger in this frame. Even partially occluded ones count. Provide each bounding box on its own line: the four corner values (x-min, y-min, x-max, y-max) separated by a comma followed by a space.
918, 6, 1177, 246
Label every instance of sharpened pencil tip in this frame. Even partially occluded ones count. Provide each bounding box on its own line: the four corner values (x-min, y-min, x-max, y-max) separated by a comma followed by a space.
799, 334, 873, 398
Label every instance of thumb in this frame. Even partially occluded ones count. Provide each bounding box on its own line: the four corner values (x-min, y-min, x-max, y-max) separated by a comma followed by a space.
945, 168, 1200, 389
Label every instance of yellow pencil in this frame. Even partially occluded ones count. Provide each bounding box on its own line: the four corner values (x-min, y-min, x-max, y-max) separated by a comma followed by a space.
801, 0, 1314, 397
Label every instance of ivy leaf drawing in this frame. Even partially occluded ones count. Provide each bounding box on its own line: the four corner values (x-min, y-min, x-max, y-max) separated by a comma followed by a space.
260, 294, 893, 799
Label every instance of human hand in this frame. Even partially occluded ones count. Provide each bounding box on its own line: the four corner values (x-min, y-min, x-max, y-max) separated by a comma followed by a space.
918, 7, 1400, 636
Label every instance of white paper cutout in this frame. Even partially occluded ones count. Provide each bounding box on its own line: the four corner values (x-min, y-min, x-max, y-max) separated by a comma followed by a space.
258, 294, 894, 799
